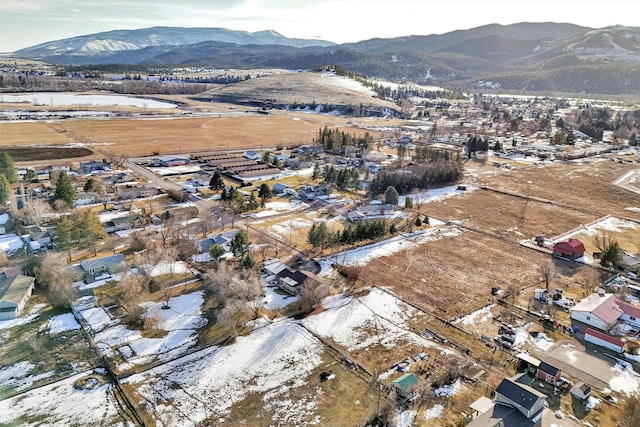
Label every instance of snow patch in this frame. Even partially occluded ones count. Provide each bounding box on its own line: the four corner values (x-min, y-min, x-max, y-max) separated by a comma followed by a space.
47, 313, 81, 334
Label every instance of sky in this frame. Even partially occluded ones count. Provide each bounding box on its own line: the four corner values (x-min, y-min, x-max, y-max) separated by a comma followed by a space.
1, 0, 637, 52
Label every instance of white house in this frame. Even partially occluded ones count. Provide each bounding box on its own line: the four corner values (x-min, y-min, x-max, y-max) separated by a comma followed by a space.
584, 328, 626, 353
570, 292, 623, 331
616, 298, 640, 328
243, 150, 260, 161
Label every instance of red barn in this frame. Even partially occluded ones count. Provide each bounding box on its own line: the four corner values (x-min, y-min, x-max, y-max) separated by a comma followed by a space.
553, 238, 585, 260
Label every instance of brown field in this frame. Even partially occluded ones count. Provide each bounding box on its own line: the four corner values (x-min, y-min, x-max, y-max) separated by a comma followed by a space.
360, 230, 553, 320
427, 189, 596, 239
472, 159, 640, 220
0, 113, 382, 162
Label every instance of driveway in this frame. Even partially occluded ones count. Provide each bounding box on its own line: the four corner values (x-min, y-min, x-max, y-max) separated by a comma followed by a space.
533, 339, 622, 390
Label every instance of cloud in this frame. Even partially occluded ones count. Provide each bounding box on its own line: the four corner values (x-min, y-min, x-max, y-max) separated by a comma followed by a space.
4, 0, 49, 12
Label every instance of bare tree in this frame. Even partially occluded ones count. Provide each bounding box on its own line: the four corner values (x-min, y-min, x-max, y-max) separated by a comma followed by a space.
118, 272, 150, 324
592, 231, 616, 253
35, 252, 75, 308
577, 267, 601, 297
22, 198, 51, 226
199, 208, 217, 238
538, 261, 557, 291
297, 279, 330, 313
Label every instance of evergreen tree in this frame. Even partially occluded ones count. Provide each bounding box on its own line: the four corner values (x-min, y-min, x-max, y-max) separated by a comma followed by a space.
209, 171, 225, 191
384, 186, 399, 206
307, 222, 329, 252
247, 192, 259, 211
208, 244, 225, 269
258, 183, 272, 199
404, 196, 413, 209
262, 151, 271, 164
53, 171, 76, 208
389, 223, 397, 234
312, 162, 321, 181
77, 210, 107, 256
239, 253, 255, 270
230, 230, 251, 257
0, 153, 18, 183
0, 175, 11, 204
414, 217, 422, 226
423, 215, 430, 225
53, 215, 76, 261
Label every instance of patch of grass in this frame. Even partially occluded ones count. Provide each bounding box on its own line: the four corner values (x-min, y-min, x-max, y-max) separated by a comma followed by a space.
0, 146, 93, 162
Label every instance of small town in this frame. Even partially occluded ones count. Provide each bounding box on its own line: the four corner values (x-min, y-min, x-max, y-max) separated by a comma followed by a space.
2, 6, 640, 427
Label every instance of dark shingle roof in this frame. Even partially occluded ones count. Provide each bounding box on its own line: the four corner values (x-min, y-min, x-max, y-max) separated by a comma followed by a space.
495, 378, 545, 411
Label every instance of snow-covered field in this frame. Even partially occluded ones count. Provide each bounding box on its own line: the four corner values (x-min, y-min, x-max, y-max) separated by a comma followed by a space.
318, 225, 461, 277
91, 292, 206, 370
0, 93, 176, 109
555, 216, 639, 242
0, 370, 122, 426
124, 320, 324, 426
302, 287, 438, 353
248, 200, 308, 218
397, 184, 477, 206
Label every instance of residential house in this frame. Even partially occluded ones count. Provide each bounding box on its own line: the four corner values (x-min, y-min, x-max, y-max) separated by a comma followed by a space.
297, 184, 332, 201
156, 155, 190, 167
347, 204, 395, 222
570, 291, 623, 331
391, 373, 419, 399
198, 230, 238, 254
164, 205, 199, 221
615, 298, 640, 328
26, 225, 51, 247
584, 328, 626, 353
80, 160, 110, 173
79, 253, 125, 283
553, 238, 585, 260
276, 268, 310, 295
482, 375, 547, 425
0, 271, 36, 321
272, 183, 291, 195
262, 259, 326, 296
103, 214, 143, 233
570, 383, 591, 400
262, 258, 288, 277
102, 172, 134, 186
243, 150, 260, 161
74, 192, 101, 207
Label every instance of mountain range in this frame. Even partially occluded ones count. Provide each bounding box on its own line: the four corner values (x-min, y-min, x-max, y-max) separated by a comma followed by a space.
11, 23, 640, 96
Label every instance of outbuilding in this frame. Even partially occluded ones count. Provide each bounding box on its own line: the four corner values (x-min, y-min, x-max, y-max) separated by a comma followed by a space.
0, 272, 36, 321
553, 238, 585, 260
571, 382, 591, 400
584, 328, 626, 353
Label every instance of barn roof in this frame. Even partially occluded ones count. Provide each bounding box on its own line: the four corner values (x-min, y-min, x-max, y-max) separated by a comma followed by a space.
615, 298, 640, 319
571, 293, 623, 326
585, 328, 625, 347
